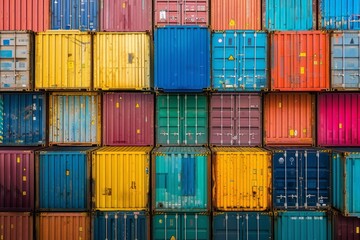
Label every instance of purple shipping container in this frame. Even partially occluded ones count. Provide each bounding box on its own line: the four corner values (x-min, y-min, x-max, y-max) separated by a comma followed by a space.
210, 93, 262, 146
0, 212, 33, 240
318, 93, 360, 146
333, 211, 360, 240
103, 92, 154, 146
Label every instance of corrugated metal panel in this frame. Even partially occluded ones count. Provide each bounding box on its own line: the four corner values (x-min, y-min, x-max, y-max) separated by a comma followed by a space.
100, 0, 152, 31
332, 210, 360, 240
154, 0, 209, 26
153, 213, 210, 240
36, 212, 90, 240
35, 31, 92, 90
0, 93, 46, 146
331, 31, 360, 90
154, 26, 210, 92
152, 147, 210, 212
49, 92, 101, 146
318, 93, 360, 147
103, 93, 154, 146
51, 0, 98, 31
319, 0, 360, 30
0, 0, 50, 32
92, 146, 152, 210
213, 212, 273, 239
93, 211, 149, 240
264, 93, 315, 146
271, 31, 330, 91
36, 147, 95, 211
271, 148, 331, 210
156, 94, 208, 146
210, 93, 262, 146
0, 31, 33, 91
212, 147, 271, 211
0, 212, 33, 240
212, 31, 268, 91
94, 33, 151, 90
264, 0, 316, 30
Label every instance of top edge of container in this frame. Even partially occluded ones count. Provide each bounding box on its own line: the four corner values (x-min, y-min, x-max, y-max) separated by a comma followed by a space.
213, 211, 273, 216
153, 146, 210, 154
155, 26, 209, 30
93, 146, 153, 153
211, 147, 269, 153
38, 146, 98, 153
0, 147, 45, 152
331, 148, 360, 154
37, 30, 91, 35
38, 212, 89, 216
265, 147, 331, 152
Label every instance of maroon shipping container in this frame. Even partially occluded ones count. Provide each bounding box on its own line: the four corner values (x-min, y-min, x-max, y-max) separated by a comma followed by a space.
103, 92, 154, 146
0, 212, 33, 240
210, 93, 262, 146
318, 93, 360, 146
333, 211, 360, 240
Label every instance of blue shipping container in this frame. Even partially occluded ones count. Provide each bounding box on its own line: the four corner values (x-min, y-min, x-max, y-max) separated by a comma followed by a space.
320, 0, 360, 30
213, 212, 273, 240
51, 0, 98, 31
272, 148, 331, 210
154, 26, 210, 92
93, 211, 148, 240
212, 31, 268, 91
332, 149, 360, 217
0, 93, 45, 146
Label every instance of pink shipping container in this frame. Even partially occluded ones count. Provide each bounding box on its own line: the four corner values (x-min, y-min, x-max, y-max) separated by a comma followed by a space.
100, 0, 152, 31
0, 0, 50, 32
0, 212, 33, 240
154, 0, 209, 26
318, 93, 360, 146
103, 92, 154, 146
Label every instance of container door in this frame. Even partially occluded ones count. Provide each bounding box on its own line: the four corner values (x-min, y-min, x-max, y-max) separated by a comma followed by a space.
79, 0, 98, 30
155, 0, 182, 25
182, 0, 208, 25
153, 214, 180, 239
182, 214, 209, 240
123, 213, 147, 240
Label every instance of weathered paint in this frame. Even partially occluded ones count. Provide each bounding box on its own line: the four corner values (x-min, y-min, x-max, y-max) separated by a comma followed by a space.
0, 212, 33, 240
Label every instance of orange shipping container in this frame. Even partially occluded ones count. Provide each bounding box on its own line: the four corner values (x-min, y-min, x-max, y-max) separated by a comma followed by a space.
271, 31, 330, 91
264, 93, 315, 146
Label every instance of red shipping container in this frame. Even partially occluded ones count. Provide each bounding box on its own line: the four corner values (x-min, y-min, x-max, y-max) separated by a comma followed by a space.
333, 211, 360, 240
103, 92, 154, 146
0, 0, 50, 32
318, 93, 360, 146
0, 212, 33, 240
271, 31, 330, 91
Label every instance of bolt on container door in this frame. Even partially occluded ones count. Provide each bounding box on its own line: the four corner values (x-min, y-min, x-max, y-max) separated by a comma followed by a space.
0, 212, 33, 240
212, 31, 268, 91
271, 148, 331, 210
332, 210, 360, 240
152, 147, 210, 212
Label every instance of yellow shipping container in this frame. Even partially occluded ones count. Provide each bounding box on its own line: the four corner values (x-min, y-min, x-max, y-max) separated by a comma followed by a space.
212, 147, 272, 211
94, 32, 151, 90
35, 30, 92, 90
92, 146, 152, 211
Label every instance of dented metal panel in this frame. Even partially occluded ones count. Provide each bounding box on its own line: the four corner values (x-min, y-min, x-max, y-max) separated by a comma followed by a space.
0, 212, 33, 240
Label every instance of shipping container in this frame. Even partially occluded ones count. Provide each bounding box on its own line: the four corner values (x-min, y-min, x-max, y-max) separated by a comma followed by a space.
0, 212, 33, 240
210, 93, 262, 146
36, 212, 90, 240
36, 147, 96, 211
332, 210, 360, 240
49, 92, 101, 146
92, 146, 151, 210
319, 0, 360, 30
100, 0, 152, 31
154, 26, 210, 92
264, 93, 315, 146
93, 211, 149, 240
271, 148, 331, 210
103, 92, 154, 146
331, 31, 360, 90
212, 31, 268, 91
154, 0, 209, 26
213, 212, 273, 239
94, 33, 151, 90
0, 93, 46, 146
264, 0, 316, 30
153, 213, 210, 240
0, 0, 50, 32
318, 93, 360, 147
332, 149, 360, 217
35, 31, 92, 90
51, 0, 98, 31
274, 211, 331, 240
212, 147, 271, 211
0, 31, 33, 91
270, 31, 330, 91
152, 147, 210, 212
156, 94, 208, 146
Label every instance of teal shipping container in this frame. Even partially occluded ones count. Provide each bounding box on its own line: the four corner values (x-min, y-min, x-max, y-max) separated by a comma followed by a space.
332, 149, 360, 217
152, 147, 210, 212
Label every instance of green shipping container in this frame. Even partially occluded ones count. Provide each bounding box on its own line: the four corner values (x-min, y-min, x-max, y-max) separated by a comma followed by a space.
156, 94, 208, 146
